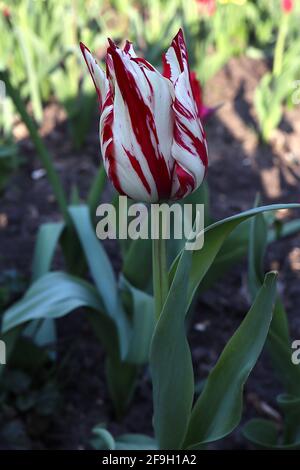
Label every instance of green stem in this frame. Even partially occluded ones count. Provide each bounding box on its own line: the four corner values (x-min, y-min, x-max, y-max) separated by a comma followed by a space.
273, 14, 289, 77
0, 70, 70, 225
152, 212, 169, 321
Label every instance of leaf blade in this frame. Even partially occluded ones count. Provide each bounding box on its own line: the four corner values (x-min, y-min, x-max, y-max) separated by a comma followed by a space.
184, 272, 277, 448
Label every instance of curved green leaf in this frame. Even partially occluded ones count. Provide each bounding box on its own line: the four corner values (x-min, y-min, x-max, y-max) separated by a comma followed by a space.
105, 355, 138, 419
243, 419, 280, 449
183, 272, 277, 448
243, 418, 300, 450
170, 204, 300, 314
27, 221, 65, 350
32, 222, 65, 281
120, 277, 154, 364
87, 165, 107, 218
68, 205, 118, 312
90, 426, 116, 450
90, 426, 157, 450
2, 272, 103, 333
199, 215, 300, 294
68, 205, 130, 358
248, 204, 300, 395
2, 271, 120, 359
122, 238, 152, 291
277, 394, 300, 443
199, 220, 249, 293
116, 434, 157, 450
150, 249, 194, 450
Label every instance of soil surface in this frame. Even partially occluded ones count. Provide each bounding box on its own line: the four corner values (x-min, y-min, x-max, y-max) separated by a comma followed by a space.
0, 56, 300, 449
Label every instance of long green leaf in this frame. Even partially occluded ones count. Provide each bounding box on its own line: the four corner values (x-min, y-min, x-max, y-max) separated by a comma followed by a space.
183, 272, 277, 448
170, 204, 300, 314
87, 165, 106, 218
277, 394, 300, 443
105, 355, 138, 419
151, 204, 300, 450
68, 205, 130, 358
25, 221, 65, 350
248, 205, 300, 395
2, 271, 119, 359
243, 418, 300, 449
150, 248, 194, 450
2, 272, 103, 333
91, 426, 157, 450
121, 277, 154, 364
199, 220, 249, 293
116, 434, 157, 450
122, 238, 152, 291
200, 215, 300, 294
32, 222, 65, 281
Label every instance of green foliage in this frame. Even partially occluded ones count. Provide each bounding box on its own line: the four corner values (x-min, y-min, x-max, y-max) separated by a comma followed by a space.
254, 8, 300, 141
1, 0, 300, 450
0, 270, 25, 311
243, 200, 300, 448
0, 142, 23, 192
1, 204, 156, 417
184, 272, 277, 449
90, 425, 157, 450
151, 203, 300, 450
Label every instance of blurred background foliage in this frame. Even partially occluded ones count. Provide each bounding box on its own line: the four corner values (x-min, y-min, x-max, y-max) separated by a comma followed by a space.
0, 0, 299, 155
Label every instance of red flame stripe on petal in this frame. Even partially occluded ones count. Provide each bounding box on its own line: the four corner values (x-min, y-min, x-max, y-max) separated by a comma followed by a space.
174, 163, 195, 199
101, 93, 126, 196
107, 43, 172, 200
123, 148, 152, 195
80, 42, 102, 107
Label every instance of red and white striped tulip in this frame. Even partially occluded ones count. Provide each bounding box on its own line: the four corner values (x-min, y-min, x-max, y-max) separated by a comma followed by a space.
80, 29, 208, 202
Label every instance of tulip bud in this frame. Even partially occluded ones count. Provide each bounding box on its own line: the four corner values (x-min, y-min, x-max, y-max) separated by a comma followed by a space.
80, 29, 208, 203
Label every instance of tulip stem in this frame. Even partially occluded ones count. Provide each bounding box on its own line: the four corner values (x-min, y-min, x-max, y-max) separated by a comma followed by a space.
152, 213, 169, 321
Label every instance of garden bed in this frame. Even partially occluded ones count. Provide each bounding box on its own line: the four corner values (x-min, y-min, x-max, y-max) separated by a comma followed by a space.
0, 56, 300, 450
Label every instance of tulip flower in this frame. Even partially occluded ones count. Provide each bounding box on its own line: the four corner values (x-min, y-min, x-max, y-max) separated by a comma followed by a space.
80, 29, 208, 203
196, 0, 216, 16
281, 0, 293, 13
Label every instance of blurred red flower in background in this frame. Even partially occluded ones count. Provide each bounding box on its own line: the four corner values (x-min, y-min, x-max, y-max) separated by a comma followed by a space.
2, 4, 11, 18
281, 0, 294, 13
196, 0, 216, 16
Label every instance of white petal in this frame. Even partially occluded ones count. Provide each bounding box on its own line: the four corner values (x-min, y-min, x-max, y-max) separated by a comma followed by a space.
80, 43, 109, 107
164, 46, 182, 82
106, 46, 175, 201
123, 40, 138, 57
